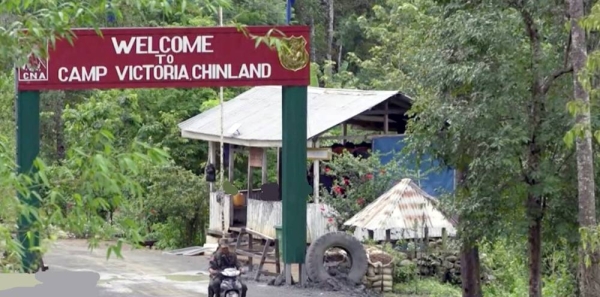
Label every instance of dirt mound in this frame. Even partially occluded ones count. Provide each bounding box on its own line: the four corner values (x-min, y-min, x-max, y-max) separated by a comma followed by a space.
294, 276, 381, 297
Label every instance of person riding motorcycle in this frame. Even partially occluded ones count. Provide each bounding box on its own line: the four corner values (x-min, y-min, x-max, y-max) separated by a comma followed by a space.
208, 239, 248, 297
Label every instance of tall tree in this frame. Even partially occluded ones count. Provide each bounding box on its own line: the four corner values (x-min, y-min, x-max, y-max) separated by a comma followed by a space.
568, 0, 600, 295
343, 1, 575, 296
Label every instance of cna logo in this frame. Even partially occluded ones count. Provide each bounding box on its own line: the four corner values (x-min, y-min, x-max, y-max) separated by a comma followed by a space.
18, 47, 49, 82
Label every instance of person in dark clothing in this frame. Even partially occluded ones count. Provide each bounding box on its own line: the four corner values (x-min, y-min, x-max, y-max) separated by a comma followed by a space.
331, 143, 344, 155
208, 239, 248, 297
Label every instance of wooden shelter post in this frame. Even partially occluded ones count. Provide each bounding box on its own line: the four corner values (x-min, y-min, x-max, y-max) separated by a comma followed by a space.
384, 101, 389, 133
228, 145, 235, 182
247, 148, 253, 195
208, 141, 216, 192
261, 148, 268, 184
276, 147, 280, 184
312, 139, 320, 203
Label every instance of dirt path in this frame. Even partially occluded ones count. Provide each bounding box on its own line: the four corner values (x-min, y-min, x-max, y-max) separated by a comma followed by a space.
44, 239, 355, 297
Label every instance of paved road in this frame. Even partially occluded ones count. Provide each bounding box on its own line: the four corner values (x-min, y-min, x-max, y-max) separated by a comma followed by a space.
44, 240, 349, 297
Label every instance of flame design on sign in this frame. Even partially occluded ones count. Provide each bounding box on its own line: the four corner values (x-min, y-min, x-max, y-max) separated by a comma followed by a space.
277, 36, 309, 72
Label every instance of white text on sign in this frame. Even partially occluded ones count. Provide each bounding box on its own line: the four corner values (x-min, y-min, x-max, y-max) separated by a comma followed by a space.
111, 36, 214, 54
55, 34, 275, 82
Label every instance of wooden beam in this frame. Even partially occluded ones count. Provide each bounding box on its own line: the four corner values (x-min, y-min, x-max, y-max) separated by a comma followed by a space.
312, 140, 320, 203
228, 144, 235, 182
247, 148, 253, 194
345, 120, 384, 131
241, 227, 274, 241
208, 141, 216, 192
316, 134, 401, 141
389, 97, 411, 109
361, 109, 405, 116
261, 148, 268, 184
345, 117, 402, 131
384, 101, 389, 133
353, 115, 397, 123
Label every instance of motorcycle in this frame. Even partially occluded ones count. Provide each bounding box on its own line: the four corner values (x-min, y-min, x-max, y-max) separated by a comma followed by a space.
218, 268, 244, 297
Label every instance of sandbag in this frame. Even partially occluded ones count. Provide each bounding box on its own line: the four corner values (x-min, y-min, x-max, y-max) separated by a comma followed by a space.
366, 274, 393, 282
380, 267, 393, 275
368, 266, 393, 275
367, 266, 375, 276
364, 247, 395, 290
372, 286, 393, 292
371, 280, 393, 288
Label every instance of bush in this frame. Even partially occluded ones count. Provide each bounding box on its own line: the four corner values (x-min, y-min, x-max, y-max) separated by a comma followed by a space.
128, 164, 209, 249
480, 239, 576, 297
393, 279, 461, 297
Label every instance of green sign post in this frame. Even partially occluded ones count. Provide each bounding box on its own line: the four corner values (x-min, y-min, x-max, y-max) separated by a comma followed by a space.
281, 86, 309, 265
280, 1, 310, 283
16, 91, 41, 272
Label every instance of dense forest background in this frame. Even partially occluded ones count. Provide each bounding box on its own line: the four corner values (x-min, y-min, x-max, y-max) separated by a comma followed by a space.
4, 0, 600, 296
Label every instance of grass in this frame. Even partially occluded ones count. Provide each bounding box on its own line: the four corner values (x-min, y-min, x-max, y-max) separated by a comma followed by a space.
387, 279, 462, 297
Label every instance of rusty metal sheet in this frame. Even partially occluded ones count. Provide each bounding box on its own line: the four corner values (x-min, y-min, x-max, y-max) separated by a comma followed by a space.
344, 178, 456, 240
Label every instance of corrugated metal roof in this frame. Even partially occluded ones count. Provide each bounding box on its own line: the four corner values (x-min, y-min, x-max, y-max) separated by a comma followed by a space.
178, 85, 402, 147
344, 178, 456, 238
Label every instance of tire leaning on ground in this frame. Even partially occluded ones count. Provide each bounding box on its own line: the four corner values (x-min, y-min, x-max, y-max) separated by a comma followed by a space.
305, 232, 368, 284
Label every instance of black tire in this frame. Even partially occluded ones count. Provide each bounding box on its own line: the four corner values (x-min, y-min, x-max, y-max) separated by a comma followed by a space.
305, 232, 368, 284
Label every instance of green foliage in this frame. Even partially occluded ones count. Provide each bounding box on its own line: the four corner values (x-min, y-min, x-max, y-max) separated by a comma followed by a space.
226, 0, 285, 25
136, 164, 209, 249
0, 72, 15, 153
0, 0, 228, 268
480, 240, 576, 297
393, 279, 461, 297
57, 87, 221, 174
48, 87, 217, 249
1, 129, 170, 271
320, 151, 417, 225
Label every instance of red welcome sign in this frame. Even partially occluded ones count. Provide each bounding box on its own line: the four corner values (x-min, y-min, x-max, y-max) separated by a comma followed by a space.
17, 26, 310, 91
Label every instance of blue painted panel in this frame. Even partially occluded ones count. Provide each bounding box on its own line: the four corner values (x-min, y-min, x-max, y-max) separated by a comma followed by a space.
372, 135, 455, 197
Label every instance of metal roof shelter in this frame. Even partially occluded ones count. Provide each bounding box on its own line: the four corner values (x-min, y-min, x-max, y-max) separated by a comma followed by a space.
345, 178, 457, 240
178, 85, 412, 147
181, 85, 414, 233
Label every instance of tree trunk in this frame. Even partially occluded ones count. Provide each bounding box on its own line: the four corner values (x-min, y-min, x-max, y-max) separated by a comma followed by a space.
518, 7, 546, 296
54, 92, 65, 161
309, 17, 316, 63
527, 193, 543, 297
569, 0, 600, 295
524, 140, 544, 297
326, 0, 334, 62
337, 43, 343, 72
460, 242, 483, 297
455, 167, 483, 297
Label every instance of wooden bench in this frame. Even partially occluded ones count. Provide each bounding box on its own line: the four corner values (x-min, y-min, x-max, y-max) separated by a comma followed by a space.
229, 227, 281, 281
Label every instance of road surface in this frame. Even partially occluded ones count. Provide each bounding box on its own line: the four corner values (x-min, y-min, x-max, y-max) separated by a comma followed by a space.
44, 239, 352, 297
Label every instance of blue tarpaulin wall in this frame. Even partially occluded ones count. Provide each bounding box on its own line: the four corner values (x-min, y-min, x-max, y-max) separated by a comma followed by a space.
372, 135, 455, 197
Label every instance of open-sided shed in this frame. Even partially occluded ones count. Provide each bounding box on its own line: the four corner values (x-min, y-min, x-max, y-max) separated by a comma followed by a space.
178, 85, 412, 242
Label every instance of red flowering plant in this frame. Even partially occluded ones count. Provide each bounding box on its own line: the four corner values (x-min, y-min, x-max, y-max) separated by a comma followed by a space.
319, 151, 417, 229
